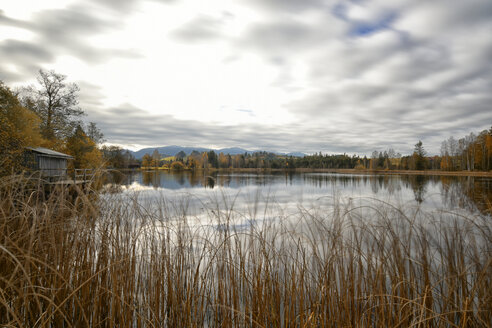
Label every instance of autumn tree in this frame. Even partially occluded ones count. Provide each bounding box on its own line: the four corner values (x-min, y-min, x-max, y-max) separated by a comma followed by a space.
188, 150, 202, 169
201, 152, 209, 169
151, 149, 161, 167
22, 69, 84, 143
0, 82, 44, 175
218, 152, 230, 168
170, 161, 185, 170
142, 154, 152, 168
65, 125, 102, 169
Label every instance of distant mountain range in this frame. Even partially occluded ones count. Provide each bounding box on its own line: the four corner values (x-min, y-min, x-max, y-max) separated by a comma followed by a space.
129, 145, 306, 159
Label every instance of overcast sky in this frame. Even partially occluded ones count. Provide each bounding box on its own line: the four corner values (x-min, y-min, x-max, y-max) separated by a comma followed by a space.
1, 0, 491, 155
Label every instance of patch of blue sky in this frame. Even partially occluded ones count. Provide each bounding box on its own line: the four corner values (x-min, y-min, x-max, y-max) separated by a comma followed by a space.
349, 12, 397, 37
331, 2, 398, 38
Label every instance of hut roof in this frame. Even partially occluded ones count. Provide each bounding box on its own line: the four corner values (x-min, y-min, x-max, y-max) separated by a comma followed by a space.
26, 147, 74, 159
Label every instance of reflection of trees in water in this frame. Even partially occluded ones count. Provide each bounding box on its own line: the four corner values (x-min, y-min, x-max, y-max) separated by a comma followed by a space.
400, 175, 444, 204
174, 171, 186, 186
117, 171, 492, 215
205, 176, 215, 189
368, 175, 401, 196
104, 170, 127, 185
440, 176, 492, 215
303, 174, 365, 190
142, 171, 160, 188
410, 175, 427, 203
188, 171, 201, 187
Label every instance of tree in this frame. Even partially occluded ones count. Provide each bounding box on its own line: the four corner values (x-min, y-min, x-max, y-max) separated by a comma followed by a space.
370, 150, 379, 169
85, 122, 105, 145
175, 151, 186, 162
0, 82, 44, 175
142, 154, 152, 168
65, 125, 102, 169
23, 69, 84, 141
208, 150, 218, 168
413, 140, 427, 170
101, 145, 125, 168
151, 149, 161, 167
170, 161, 185, 170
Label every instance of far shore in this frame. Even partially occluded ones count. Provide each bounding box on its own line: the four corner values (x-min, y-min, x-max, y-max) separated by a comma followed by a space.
136, 167, 492, 177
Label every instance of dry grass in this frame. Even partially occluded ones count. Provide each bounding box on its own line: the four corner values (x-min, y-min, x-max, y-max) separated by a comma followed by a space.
0, 174, 491, 327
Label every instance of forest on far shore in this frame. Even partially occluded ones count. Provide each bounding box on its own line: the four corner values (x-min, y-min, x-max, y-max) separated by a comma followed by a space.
1, 70, 491, 176
107, 130, 492, 172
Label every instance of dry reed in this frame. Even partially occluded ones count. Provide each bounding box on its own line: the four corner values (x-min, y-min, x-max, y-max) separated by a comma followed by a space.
0, 174, 491, 327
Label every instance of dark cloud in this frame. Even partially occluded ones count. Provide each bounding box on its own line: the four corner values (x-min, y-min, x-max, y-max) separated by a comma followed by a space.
241, 20, 316, 52
77, 81, 107, 108
245, 0, 327, 13
0, 40, 53, 82
0, 67, 25, 83
88, 0, 177, 14
171, 15, 225, 42
0, 4, 142, 81
82, 102, 385, 154
0, 39, 54, 62
30, 6, 142, 62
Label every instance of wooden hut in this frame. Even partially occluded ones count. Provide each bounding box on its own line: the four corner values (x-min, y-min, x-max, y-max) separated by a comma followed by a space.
24, 147, 73, 179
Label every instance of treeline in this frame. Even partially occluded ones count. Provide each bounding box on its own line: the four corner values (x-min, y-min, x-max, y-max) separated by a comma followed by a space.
132, 131, 492, 172
440, 131, 492, 171
1, 70, 104, 176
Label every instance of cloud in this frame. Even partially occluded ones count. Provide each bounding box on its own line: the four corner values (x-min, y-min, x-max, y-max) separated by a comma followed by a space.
28, 6, 142, 62
82, 101, 383, 154
171, 15, 226, 42
88, 0, 177, 14
1, 0, 490, 155
227, 0, 491, 153
245, 0, 327, 13
0, 10, 31, 29
0, 4, 142, 82
240, 20, 317, 53
0, 39, 54, 61
84, 96, 471, 155
77, 81, 108, 108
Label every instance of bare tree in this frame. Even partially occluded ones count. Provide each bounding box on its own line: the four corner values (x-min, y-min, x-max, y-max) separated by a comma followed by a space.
23, 69, 84, 140
86, 121, 105, 145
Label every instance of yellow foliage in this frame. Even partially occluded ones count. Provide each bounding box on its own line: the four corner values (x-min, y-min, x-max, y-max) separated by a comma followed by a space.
170, 161, 185, 170
65, 126, 102, 169
142, 154, 152, 167
0, 82, 44, 175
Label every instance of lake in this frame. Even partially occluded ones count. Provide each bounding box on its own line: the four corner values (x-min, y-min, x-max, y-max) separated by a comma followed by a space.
93, 170, 492, 326
106, 170, 492, 218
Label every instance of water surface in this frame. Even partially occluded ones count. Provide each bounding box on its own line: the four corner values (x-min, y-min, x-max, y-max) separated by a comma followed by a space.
106, 170, 491, 217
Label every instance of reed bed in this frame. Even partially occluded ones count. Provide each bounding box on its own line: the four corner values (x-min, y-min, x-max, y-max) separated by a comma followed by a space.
0, 175, 491, 327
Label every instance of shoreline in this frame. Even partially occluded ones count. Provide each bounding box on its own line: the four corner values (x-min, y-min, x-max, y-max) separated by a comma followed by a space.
135, 167, 492, 177
293, 168, 492, 177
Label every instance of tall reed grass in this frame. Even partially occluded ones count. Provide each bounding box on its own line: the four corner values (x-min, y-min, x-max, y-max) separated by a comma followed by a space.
0, 174, 491, 327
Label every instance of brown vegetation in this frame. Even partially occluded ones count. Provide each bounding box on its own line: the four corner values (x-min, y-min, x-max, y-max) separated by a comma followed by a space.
0, 175, 491, 327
